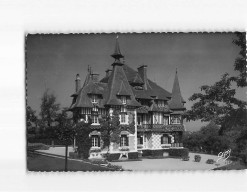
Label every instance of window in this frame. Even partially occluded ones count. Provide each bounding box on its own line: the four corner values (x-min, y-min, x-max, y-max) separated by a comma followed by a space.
137, 136, 143, 145
120, 106, 126, 113
163, 116, 169, 125
120, 135, 128, 146
92, 105, 98, 112
92, 115, 99, 124
120, 113, 126, 124
91, 95, 97, 103
170, 115, 181, 124
137, 116, 142, 125
121, 96, 127, 104
157, 100, 165, 107
91, 136, 99, 147
161, 135, 169, 144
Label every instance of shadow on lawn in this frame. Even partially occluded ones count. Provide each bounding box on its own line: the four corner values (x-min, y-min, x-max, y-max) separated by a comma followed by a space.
27, 153, 121, 172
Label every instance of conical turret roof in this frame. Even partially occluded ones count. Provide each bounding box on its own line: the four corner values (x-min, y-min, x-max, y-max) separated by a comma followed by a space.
168, 70, 186, 110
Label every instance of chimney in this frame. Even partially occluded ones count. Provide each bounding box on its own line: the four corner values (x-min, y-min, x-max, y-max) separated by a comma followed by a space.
105, 69, 112, 77
138, 65, 148, 90
75, 74, 81, 92
92, 73, 99, 82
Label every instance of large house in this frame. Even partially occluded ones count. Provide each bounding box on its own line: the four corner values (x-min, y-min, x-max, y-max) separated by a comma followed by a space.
69, 37, 186, 158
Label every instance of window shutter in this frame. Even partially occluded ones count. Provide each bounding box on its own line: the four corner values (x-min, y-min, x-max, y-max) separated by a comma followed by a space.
120, 137, 122, 146
161, 136, 163, 144
126, 136, 129, 146
168, 136, 171, 144
97, 136, 101, 147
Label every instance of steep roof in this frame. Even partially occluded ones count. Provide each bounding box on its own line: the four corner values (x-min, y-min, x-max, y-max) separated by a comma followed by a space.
123, 64, 171, 100
70, 80, 108, 109
105, 63, 141, 107
117, 81, 131, 96
168, 70, 186, 110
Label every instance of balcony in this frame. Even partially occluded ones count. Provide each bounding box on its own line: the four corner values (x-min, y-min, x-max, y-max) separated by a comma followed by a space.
137, 124, 185, 132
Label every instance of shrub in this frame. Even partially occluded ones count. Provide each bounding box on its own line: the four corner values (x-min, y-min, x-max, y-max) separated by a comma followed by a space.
69, 152, 79, 159
206, 159, 215, 164
27, 143, 50, 151
168, 148, 189, 158
182, 156, 190, 161
128, 152, 139, 159
194, 155, 201, 162
106, 153, 121, 161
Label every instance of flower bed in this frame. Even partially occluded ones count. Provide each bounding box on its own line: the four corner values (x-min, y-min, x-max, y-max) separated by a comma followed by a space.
90, 148, 101, 153
106, 153, 121, 162
119, 147, 129, 151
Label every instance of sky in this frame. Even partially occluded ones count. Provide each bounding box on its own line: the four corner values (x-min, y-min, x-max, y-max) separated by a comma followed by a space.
26, 33, 246, 131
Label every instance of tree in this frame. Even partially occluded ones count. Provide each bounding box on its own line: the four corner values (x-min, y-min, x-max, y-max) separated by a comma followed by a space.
56, 119, 75, 172
232, 32, 247, 87
40, 89, 60, 128
185, 33, 247, 157
74, 120, 92, 159
26, 106, 37, 133
99, 110, 120, 152
185, 73, 246, 125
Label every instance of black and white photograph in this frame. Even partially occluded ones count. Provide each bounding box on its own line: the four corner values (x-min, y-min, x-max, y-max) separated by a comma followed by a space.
26, 33, 247, 172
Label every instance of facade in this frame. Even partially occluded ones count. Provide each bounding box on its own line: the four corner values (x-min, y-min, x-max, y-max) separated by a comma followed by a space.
69, 37, 186, 158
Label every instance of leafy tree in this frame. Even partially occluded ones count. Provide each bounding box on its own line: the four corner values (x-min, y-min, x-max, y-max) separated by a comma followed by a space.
26, 106, 37, 133
74, 120, 92, 159
185, 33, 247, 157
232, 32, 247, 87
40, 89, 60, 128
99, 110, 120, 151
185, 73, 246, 126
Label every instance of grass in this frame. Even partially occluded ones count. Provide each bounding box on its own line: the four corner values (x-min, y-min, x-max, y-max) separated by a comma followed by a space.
27, 152, 116, 172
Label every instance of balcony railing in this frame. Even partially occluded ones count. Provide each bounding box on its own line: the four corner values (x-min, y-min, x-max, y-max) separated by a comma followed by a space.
137, 124, 185, 132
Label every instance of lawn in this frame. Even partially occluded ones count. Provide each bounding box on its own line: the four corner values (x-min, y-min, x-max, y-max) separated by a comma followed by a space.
213, 161, 247, 170
27, 153, 112, 172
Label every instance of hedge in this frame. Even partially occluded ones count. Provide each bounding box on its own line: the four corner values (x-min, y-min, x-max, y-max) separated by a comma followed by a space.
167, 148, 189, 157
106, 153, 121, 162
140, 148, 189, 158
142, 150, 152, 157
128, 152, 139, 159
151, 150, 164, 156
27, 143, 50, 151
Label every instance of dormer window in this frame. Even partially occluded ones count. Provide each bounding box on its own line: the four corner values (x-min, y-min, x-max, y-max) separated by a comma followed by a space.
120, 106, 127, 113
121, 96, 127, 105
91, 94, 98, 103
157, 100, 165, 107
